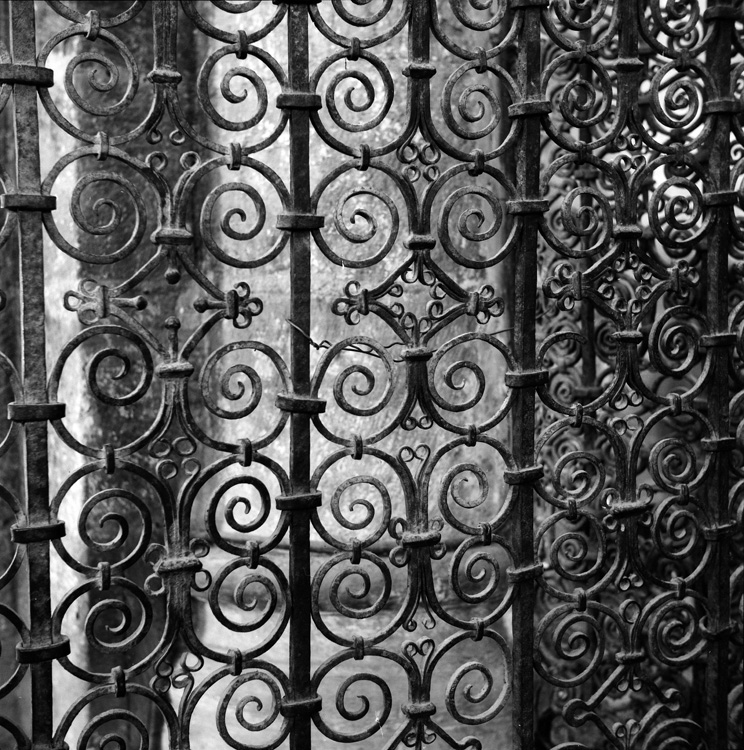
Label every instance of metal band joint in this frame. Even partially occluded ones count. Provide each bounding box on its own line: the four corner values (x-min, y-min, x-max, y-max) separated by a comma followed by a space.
503, 465, 544, 484
8, 402, 66, 422
401, 347, 433, 362
403, 62, 436, 79
155, 555, 203, 575
156, 361, 195, 379
16, 636, 71, 664
0, 64, 53, 87
702, 521, 737, 541
701, 437, 736, 453
275, 492, 322, 511
703, 190, 738, 207
0, 193, 56, 212
608, 499, 650, 518
402, 702, 436, 718
275, 393, 326, 414
147, 68, 182, 85
508, 100, 552, 118
505, 370, 550, 388
612, 330, 643, 343
510, 0, 549, 8
699, 332, 736, 348
703, 6, 739, 20
507, 563, 544, 583
11, 520, 66, 544
151, 226, 193, 245
615, 57, 644, 72
276, 213, 325, 231
615, 650, 645, 665
276, 91, 322, 110
400, 529, 441, 548
506, 199, 550, 215
405, 234, 437, 250
613, 224, 643, 239
279, 695, 322, 717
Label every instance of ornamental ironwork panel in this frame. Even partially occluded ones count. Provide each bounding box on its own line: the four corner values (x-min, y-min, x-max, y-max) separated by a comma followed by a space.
0, 1, 742, 750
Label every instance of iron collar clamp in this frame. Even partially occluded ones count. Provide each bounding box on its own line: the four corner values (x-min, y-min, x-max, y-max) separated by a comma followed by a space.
615, 58, 645, 72
279, 695, 322, 717
7, 402, 66, 422
703, 5, 740, 20
701, 437, 737, 453
508, 100, 552, 118
400, 529, 442, 548
276, 92, 322, 110
16, 635, 70, 664
0, 63, 53, 87
156, 361, 195, 379
612, 330, 643, 344
401, 347, 433, 362
503, 466, 544, 485
276, 213, 325, 231
403, 62, 436, 79
275, 393, 326, 414
505, 370, 550, 388
701, 521, 738, 541
10, 521, 65, 544
402, 702, 436, 718
154, 554, 203, 576
148, 68, 181, 85
607, 499, 651, 519
405, 234, 436, 251
152, 227, 193, 245
507, 563, 544, 583
615, 650, 645, 665
613, 224, 643, 239
699, 333, 737, 348
700, 619, 737, 641
0, 193, 56, 211
506, 199, 550, 214
702, 190, 738, 206
276, 492, 322, 511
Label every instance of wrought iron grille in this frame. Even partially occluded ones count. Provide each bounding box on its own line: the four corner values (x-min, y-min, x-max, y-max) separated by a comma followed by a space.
0, 1, 742, 749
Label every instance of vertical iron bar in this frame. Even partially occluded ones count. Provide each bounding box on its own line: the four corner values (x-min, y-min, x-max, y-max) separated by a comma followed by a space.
703, 2, 734, 747
8, 2, 55, 748
285, 4, 315, 750
511, 3, 543, 749
407, 0, 431, 151
0, 0, 24, 721
577, 15, 596, 400
151, 0, 179, 79
405, 0, 431, 576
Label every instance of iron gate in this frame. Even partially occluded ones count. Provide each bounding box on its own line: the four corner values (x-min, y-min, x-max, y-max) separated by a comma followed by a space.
0, 0, 742, 748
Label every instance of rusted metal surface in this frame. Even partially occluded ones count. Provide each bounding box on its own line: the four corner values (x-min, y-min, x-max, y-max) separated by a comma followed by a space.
0, 1, 742, 749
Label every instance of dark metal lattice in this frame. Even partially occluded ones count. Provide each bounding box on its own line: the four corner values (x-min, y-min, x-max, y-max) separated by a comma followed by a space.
0, 1, 741, 749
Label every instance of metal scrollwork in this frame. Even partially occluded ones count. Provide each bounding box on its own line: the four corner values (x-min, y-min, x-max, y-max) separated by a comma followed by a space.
0, 1, 740, 749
